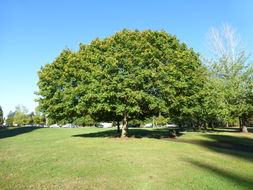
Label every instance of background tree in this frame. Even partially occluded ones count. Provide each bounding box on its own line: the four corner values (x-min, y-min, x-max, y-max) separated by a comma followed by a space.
201, 71, 230, 130
143, 114, 170, 127
5, 111, 15, 125
13, 105, 29, 126
205, 23, 253, 132
73, 115, 97, 127
31, 106, 46, 126
32, 115, 43, 126
0, 106, 3, 125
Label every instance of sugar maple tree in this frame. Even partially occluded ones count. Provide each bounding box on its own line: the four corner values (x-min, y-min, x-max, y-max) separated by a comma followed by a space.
37, 29, 204, 137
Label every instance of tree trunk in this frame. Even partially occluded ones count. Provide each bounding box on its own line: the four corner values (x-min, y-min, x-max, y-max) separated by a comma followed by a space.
46, 117, 48, 126
117, 121, 120, 133
203, 123, 207, 131
239, 116, 242, 129
240, 115, 248, 133
208, 122, 214, 131
152, 115, 157, 127
121, 112, 128, 138
241, 126, 248, 133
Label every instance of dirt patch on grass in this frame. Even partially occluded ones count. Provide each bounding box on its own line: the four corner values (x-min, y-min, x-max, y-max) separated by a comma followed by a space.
109, 137, 136, 141
240, 133, 253, 136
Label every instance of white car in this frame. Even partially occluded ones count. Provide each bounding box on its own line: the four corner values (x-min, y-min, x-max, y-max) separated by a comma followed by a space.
39, 124, 48, 127
145, 123, 153, 128
49, 124, 60, 128
62, 124, 77, 128
165, 124, 177, 127
97, 123, 113, 128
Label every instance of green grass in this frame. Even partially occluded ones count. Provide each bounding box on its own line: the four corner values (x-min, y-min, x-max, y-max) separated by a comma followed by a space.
0, 127, 253, 190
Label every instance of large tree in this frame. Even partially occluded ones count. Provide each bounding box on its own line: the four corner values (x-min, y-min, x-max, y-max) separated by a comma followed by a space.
37, 29, 204, 137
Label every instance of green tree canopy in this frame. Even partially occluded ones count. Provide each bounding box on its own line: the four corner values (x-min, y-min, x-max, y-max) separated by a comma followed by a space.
37, 29, 205, 137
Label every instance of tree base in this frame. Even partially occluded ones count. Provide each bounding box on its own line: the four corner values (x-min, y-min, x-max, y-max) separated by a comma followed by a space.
169, 130, 177, 138
121, 128, 128, 138
241, 126, 248, 133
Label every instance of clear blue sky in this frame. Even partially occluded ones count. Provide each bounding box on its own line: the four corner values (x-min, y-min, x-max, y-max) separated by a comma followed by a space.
1, 0, 253, 117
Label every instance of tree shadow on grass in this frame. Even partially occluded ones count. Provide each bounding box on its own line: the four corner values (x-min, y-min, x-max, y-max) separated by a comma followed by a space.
73, 127, 253, 161
169, 134, 253, 162
0, 127, 41, 139
184, 158, 253, 189
209, 127, 240, 133
203, 134, 253, 161
179, 126, 253, 134
73, 127, 183, 139
207, 126, 253, 133
182, 126, 253, 133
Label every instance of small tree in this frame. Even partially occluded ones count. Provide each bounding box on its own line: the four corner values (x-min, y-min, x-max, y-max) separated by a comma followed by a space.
5, 111, 15, 126
205, 23, 253, 132
0, 106, 3, 125
13, 105, 29, 126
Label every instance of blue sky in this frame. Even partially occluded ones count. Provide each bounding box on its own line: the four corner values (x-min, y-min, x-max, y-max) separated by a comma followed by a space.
0, 0, 253, 117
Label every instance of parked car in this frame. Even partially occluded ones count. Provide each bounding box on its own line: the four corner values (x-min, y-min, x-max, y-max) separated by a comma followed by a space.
145, 123, 153, 128
49, 124, 60, 128
165, 123, 177, 127
39, 124, 48, 127
62, 124, 77, 128
115, 124, 123, 129
97, 123, 113, 128
128, 124, 140, 128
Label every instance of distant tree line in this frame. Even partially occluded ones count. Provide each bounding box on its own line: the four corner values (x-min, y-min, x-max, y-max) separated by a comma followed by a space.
4, 105, 45, 126
36, 27, 253, 137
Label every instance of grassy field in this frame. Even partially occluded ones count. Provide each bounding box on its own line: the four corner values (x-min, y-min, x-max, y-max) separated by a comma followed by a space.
0, 127, 253, 190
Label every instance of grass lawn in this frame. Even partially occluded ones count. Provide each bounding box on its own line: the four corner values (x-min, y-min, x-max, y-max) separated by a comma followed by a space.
0, 127, 253, 190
